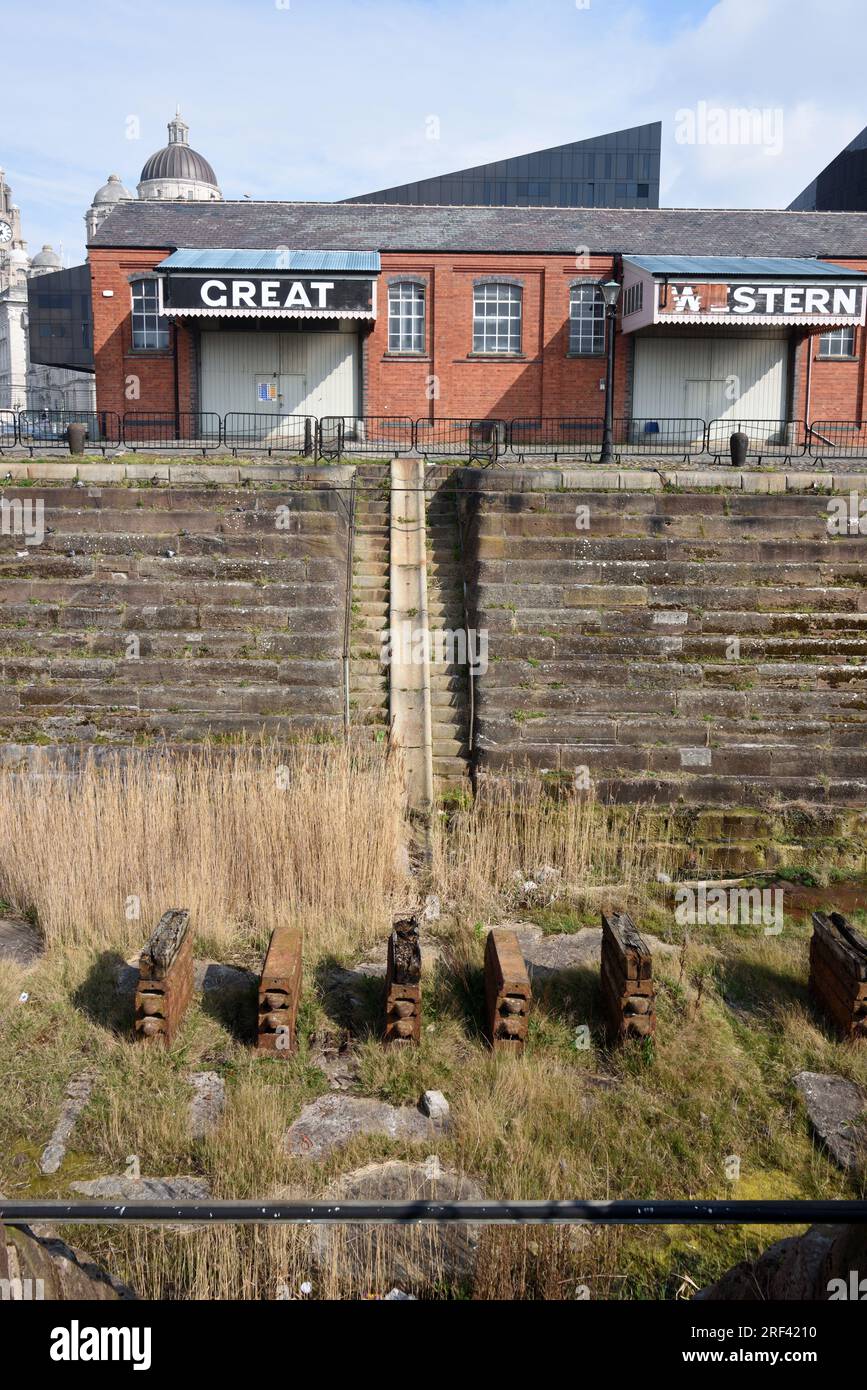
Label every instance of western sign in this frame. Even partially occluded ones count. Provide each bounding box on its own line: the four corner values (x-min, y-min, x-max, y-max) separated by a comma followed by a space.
162, 274, 375, 314
661, 282, 866, 320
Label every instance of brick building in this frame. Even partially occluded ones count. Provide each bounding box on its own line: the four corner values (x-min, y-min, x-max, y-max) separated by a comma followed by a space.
86, 202, 867, 441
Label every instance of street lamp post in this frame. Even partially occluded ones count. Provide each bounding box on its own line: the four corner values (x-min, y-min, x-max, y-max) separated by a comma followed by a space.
599, 276, 622, 465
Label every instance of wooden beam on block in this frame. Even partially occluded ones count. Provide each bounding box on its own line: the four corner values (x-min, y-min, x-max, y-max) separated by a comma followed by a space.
384, 915, 421, 1046
810, 912, 867, 1041
257, 925, 303, 1056
135, 909, 192, 1048
601, 910, 656, 1043
484, 927, 532, 1053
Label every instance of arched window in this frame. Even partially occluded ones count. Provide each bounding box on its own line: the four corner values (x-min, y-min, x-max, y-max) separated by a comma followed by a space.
388, 280, 426, 352
569, 283, 605, 356
131, 279, 170, 351
473, 282, 521, 354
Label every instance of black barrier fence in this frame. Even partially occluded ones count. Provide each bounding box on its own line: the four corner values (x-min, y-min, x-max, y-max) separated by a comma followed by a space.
613, 416, 708, 456
319, 415, 415, 459
510, 417, 603, 458
0, 409, 16, 449
122, 412, 222, 453
18, 410, 122, 452
808, 420, 867, 461
706, 417, 810, 461
222, 412, 316, 455
10, 411, 867, 461
416, 417, 508, 462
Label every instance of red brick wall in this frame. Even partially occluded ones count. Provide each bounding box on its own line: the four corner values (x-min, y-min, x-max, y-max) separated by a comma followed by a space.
90, 247, 181, 421
792, 258, 867, 426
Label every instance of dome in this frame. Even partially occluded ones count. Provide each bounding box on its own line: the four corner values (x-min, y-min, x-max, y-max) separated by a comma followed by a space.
93, 173, 132, 206
137, 111, 220, 198
30, 244, 62, 270
139, 144, 218, 186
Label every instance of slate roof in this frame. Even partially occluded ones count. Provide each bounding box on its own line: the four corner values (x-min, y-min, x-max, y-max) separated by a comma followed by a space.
89, 200, 867, 259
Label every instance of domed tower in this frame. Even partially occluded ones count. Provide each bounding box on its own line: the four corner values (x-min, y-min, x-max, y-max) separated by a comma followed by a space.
136, 109, 222, 202
28, 244, 63, 279
86, 173, 133, 241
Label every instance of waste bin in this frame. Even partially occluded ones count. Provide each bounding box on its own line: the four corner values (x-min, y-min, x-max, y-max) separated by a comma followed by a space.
66, 422, 87, 456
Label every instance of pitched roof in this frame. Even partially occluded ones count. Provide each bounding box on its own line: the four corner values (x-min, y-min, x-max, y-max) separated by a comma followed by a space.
88, 199, 867, 259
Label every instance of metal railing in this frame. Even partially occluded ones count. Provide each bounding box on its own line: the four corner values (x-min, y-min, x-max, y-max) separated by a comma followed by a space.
319, 415, 415, 460
0, 409, 17, 450
18, 410, 122, 452
509, 417, 603, 458
9, 410, 867, 464
613, 416, 707, 457
808, 420, 867, 460
706, 417, 809, 461
122, 411, 222, 453
222, 412, 316, 456
416, 417, 507, 463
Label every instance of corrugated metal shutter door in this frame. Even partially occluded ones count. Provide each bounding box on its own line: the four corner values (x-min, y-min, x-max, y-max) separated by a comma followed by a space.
199, 331, 359, 417
632, 334, 788, 423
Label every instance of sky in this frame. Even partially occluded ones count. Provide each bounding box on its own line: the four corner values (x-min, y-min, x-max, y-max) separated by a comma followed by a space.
2, 0, 866, 264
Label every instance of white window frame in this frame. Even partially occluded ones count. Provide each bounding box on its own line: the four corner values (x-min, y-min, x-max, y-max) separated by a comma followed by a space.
131, 279, 170, 351
818, 326, 856, 359
473, 282, 522, 354
388, 280, 426, 353
569, 283, 606, 356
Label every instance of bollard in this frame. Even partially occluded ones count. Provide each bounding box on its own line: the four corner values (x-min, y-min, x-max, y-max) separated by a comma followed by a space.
134, 909, 193, 1047
810, 911, 867, 1041
257, 925, 303, 1055
384, 915, 421, 1045
66, 422, 87, 455
484, 927, 532, 1052
601, 910, 656, 1043
729, 430, 748, 467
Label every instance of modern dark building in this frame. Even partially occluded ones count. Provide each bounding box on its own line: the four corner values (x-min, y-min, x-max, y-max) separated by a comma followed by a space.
789, 124, 867, 211
344, 121, 661, 209
26, 262, 94, 374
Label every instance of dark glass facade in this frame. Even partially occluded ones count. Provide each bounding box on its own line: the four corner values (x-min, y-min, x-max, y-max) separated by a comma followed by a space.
789, 125, 867, 212
344, 122, 661, 209
27, 263, 94, 372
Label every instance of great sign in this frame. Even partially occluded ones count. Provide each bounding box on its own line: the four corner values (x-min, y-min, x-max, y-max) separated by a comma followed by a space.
162, 274, 375, 314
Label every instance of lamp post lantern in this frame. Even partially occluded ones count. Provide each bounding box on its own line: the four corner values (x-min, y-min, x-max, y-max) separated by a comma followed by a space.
599, 276, 622, 465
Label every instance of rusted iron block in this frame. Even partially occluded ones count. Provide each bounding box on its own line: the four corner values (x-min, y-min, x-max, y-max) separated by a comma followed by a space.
135, 909, 193, 1048
485, 927, 532, 1053
257, 926, 303, 1055
601, 910, 656, 1043
810, 912, 867, 1041
384, 915, 421, 1046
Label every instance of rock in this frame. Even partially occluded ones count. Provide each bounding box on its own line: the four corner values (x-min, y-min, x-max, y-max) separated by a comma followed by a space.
39, 1070, 96, 1176
284, 1094, 445, 1160
420, 1091, 450, 1128
422, 894, 441, 923
0, 1221, 136, 1300
793, 1072, 866, 1174
695, 1224, 867, 1300
383, 1287, 417, 1300
512, 925, 677, 983
70, 1175, 211, 1201
0, 916, 42, 968
187, 1071, 226, 1140
309, 1029, 361, 1091
115, 956, 255, 997
311, 1158, 485, 1293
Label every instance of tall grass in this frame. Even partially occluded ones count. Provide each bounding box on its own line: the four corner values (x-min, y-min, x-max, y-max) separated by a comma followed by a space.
0, 742, 407, 960
436, 777, 674, 914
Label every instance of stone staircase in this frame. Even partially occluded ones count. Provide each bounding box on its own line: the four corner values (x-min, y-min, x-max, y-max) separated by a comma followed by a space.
425, 474, 472, 795
0, 476, 348, 754
348, 465, 390, 740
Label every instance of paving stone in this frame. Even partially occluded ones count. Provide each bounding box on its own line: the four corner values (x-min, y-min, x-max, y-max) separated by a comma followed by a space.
311, 1158, 485, 1293
284, 1094, 445, 1160
187, 1071, 226, 1139
793, 1072, 867, 1173
38, 1070, 96, 1175
69, 1175, 212, 1201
